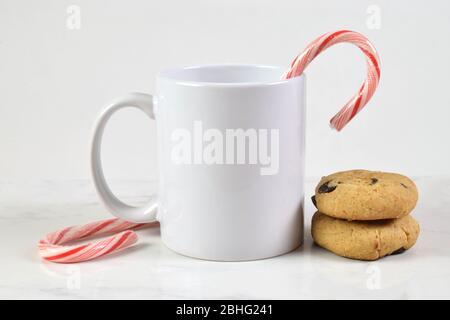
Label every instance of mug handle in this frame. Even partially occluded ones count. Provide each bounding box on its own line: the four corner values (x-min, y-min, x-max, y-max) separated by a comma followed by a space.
91, 92, 158, 223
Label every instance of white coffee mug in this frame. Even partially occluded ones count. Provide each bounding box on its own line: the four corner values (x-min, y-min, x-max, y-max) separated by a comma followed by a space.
91, 65, 306, 261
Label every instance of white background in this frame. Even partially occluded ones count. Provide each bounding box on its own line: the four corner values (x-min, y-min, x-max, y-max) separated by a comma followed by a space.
1, 0, 449, 183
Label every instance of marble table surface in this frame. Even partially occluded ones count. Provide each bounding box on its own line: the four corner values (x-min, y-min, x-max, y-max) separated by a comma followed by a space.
0, 177, 449, 300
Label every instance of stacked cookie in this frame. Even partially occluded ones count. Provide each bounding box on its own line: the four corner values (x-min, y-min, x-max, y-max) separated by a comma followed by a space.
311, 170, 420, 260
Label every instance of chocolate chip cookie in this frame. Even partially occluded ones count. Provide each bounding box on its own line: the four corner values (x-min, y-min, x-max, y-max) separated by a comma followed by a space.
313, 170, 418, 220
311, 211, 420, 260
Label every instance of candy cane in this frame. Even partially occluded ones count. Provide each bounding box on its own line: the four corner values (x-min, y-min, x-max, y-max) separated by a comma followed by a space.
38, 218, 157, 263
284, 30, 381, 131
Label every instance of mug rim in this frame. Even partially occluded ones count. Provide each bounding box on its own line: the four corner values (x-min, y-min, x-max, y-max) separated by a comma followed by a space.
157, 64, 305, 87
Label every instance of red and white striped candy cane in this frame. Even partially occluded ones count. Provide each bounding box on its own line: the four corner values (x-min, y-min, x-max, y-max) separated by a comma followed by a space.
38, 218, 157, 263
284, 30, 381, 131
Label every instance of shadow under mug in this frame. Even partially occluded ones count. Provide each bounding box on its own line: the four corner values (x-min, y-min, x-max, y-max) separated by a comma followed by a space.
91, 65, 306, 261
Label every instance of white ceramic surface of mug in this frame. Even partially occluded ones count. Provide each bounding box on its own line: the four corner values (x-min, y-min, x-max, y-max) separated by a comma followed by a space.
91, 65, 306, 261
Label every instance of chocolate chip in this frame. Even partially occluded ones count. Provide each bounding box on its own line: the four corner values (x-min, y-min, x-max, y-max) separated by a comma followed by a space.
370, 178, 378, 185
401, 183, 408, 189
391, 247, 406, 255
318, 181, 337, 193
311, 195, 317, 208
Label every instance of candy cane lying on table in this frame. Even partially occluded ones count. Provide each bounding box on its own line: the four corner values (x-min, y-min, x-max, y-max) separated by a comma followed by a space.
38, 218, 157, 263
284, 30, 381, 131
